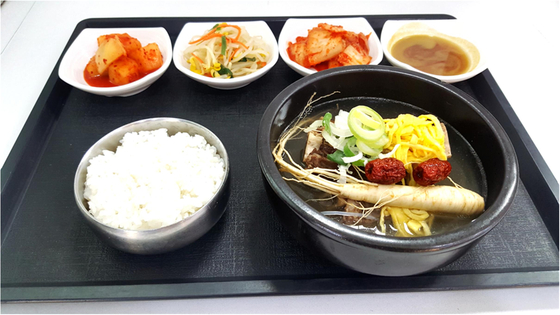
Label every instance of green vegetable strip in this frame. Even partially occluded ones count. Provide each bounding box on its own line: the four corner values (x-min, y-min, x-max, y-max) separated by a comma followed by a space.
353, 109, 383, 129
322, 112, 333, 135
238, 57, 257, 62
218, 66, 233, 78
356, 138, 382, 156
221, 35, 227, 55
348, 106, 387, 157
327, 150, 346, 165
352, 159, 366, 167
343, 137, 358, 157
328, 148, 366, 167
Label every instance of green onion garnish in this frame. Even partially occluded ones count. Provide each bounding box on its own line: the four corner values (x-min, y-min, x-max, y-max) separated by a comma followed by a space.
221, 35, 227, 55
322, 112, 333, 135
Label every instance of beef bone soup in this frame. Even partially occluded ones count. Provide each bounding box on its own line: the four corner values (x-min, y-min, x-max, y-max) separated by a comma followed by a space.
274, 96, 487, 237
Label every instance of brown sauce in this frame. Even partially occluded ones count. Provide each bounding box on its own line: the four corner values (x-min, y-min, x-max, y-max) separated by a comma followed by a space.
390, 34, 471, 76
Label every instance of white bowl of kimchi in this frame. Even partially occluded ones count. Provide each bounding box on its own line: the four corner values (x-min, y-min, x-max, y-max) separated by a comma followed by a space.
278, 17, 383, 76
173, 21, 279, 90
58, 27, 172, 97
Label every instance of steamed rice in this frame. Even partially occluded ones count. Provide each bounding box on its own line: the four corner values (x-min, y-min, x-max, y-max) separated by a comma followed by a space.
83, 128, 225, 230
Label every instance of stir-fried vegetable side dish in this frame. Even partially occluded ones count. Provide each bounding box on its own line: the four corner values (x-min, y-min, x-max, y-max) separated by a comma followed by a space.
84, 33, 163, 87
287, 23, 372, 71
183, 23, 271, 79
274, 95, 485, 237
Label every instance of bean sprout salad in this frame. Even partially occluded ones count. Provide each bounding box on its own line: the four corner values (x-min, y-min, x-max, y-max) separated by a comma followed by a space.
183, 23, 271, 79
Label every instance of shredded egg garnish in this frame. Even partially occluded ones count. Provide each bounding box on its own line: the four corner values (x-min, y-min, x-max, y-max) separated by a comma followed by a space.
384, 114, 447, 174
380, 206, 432, 237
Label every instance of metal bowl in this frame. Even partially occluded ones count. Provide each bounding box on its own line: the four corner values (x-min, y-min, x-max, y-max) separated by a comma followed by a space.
257, 65, 518, 276
74, 117, 230, 255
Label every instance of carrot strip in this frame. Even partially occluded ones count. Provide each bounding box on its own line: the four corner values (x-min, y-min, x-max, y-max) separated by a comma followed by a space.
222, 24, 242, 40
191, 53, 204, 64
189, 24, 243, 46
189, 32, 223, 44
228, 47, 241, 63
227, 38, 249, 50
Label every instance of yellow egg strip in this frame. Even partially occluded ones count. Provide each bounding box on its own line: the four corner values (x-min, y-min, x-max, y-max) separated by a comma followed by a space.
382, 206, 432, 237
384, 114, 448, 175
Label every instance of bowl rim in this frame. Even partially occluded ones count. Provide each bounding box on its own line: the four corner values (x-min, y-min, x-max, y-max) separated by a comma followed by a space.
172, 20, 279, 87
257, 65, 518, 251
278, 17, 384, 77
380, 19, 488, 83
58, 27, 173, 96
73, 117, 230, 234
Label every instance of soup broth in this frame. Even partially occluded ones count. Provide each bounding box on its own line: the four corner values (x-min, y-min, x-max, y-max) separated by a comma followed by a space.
281, 97, 487, 237
391, 34, 471, 76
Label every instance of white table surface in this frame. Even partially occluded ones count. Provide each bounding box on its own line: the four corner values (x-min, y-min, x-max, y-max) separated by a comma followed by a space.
1, 1, 558, 314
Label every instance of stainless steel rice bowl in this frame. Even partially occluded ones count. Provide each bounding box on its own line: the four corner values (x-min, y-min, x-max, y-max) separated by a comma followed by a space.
74, 117, 230, 255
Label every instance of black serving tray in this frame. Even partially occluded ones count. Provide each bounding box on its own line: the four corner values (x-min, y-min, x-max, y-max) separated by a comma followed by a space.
1, 15, 558, 302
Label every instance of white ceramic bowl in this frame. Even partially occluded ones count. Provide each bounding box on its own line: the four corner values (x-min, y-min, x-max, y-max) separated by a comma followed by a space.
278, 17, 383, 77
381, 19, 488, 83
173, 21, 279, 90
58, 27, 172, 97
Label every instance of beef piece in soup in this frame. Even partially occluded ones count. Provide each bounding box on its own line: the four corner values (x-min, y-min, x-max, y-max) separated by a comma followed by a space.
302, 130, 338, 169
303, 130, 377, 226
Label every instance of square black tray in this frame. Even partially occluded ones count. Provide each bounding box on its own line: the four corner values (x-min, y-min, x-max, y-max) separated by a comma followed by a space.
2, 15, 558, 302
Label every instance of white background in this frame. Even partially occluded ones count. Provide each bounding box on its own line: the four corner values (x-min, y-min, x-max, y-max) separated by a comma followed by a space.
1, 0, 559, 314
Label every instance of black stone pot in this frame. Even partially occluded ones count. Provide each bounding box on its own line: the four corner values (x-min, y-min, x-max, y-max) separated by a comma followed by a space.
257, 65, 519, 276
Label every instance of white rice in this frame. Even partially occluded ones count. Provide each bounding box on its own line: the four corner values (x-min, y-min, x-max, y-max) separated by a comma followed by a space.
83, 128, 225, 230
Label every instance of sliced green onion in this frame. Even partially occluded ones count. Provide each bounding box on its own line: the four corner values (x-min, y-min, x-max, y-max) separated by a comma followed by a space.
348, 106, 386, 144
343, 137, 359, 157
347, 105, 388, 158
322, 112, 333, 135
356, 138, 382, 157
369, 133, 389, 148
353, 108, 383, 129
